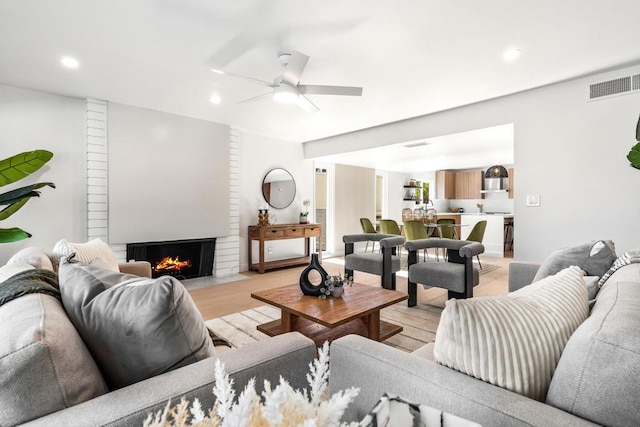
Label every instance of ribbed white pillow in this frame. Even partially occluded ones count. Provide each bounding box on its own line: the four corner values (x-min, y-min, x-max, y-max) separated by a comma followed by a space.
434, 266, 589, 401
52, 238, 120, 272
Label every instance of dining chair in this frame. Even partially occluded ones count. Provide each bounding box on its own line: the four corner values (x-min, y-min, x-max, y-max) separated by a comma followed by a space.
379, 219, 402, 235
466, 220, 487, 268
359, 218, 378, 253
380, 219, 403, 256
436, 218, 456, 260
403, 220, 432, 261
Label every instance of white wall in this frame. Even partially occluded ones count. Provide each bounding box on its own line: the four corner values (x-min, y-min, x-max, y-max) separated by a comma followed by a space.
375, 170, 408, 223
333, 164, 376, 254
0, 84, 86, 264
304, 64, 640, 261
108, 102, 230, 243
239, 131, 314, 271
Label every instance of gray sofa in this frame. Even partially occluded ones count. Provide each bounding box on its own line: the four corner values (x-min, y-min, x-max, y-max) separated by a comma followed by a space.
5, 242, 638, 426
330, 246, 640, 426
0, 247, 318, 427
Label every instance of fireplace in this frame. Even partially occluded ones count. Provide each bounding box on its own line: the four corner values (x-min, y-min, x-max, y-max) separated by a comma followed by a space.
126, 238, 216, 279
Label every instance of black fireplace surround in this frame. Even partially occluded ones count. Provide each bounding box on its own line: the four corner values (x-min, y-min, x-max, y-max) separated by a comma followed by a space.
126, 238, 216, 280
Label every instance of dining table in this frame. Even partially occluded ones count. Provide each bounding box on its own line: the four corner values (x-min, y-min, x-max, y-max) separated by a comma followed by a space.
424, 222, 468, 239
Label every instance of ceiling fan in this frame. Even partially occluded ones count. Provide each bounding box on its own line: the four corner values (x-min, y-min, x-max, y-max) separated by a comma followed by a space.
211, 51, 363, 112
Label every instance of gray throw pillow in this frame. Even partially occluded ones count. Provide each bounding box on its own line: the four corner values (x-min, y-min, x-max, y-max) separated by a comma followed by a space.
58, 256, 215, 390
532, 240, 616, 283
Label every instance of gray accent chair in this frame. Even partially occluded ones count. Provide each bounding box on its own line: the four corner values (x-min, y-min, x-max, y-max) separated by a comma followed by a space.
405, 239, 484, 306
343, 234, 405, 290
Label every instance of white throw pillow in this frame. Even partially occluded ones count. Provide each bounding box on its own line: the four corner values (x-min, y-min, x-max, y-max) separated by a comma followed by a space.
434, 266, 589, 401
6, 247, 54, 271
52, 238, 120, 272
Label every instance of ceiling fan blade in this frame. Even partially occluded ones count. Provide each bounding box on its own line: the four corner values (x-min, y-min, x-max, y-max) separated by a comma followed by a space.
212, 68, 274, 87
239, 91, 273, 105
298, 95, 319, 113
282, 51, 309, 86
299, 85, 363, 96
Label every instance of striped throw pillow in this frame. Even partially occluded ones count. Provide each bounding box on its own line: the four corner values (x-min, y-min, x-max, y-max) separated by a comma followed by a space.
434, 266, 589, 401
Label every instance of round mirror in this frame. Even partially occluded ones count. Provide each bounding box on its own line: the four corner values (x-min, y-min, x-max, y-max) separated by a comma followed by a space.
262, 168, 296, 209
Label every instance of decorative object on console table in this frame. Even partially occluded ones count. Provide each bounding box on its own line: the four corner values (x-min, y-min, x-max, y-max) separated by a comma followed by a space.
300, 198, 310, 224
257, 209, 269, 226
300, 253, 329, 296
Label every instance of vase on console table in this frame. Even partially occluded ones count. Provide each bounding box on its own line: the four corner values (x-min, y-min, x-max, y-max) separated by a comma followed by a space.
299, 253, 328, 296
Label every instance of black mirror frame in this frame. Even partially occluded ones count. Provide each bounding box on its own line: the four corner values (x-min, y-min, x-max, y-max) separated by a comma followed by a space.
262, 168, 296, 209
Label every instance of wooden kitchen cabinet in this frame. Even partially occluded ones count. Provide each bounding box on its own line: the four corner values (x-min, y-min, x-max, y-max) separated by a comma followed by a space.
508, 168, 514, 199
455, 171, 484, 199
436, 170, 456, 199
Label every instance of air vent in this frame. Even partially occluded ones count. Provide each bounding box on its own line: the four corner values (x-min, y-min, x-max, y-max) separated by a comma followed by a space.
633, 74, 640, 90
589, 76, 631, 99
404, 141, 431, 148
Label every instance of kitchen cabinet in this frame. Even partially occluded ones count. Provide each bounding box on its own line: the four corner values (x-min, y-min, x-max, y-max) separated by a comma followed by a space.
435, 171, 455, 199
508, 168, 514, 199
455, 171, 484, 199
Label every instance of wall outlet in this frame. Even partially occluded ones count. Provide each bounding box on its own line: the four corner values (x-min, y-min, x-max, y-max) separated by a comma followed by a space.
526, 194, 541, 207
268, 247, 273, 254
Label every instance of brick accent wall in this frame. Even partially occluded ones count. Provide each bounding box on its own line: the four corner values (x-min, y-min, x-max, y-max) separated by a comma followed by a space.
214, 128, 240, 276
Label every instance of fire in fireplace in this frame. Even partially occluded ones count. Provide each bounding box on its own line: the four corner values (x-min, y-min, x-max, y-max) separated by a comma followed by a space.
153, 256, 193, 276
126, 238, 216, 280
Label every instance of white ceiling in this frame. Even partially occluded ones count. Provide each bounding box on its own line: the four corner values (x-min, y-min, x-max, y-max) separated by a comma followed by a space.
315, 124, 514, 173
1, 0, 640, 150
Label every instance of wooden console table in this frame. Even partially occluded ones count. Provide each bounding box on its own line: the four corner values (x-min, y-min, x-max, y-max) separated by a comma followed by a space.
248, 223, 322, 273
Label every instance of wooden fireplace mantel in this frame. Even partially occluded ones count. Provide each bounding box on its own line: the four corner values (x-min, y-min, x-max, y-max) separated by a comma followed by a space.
248, 223, 322, 273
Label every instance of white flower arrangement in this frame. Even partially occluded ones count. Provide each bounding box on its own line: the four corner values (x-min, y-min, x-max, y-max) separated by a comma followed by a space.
143, 342, 360, 427
319, 273, 353, 300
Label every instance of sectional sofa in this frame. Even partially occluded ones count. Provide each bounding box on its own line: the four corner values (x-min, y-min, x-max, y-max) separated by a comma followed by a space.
2, 241, 638, 426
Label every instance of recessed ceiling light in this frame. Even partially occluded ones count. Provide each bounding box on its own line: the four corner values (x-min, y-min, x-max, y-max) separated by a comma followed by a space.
209, 94, 222, 104
60, 56, 79, 69
503, 48, 522, 61
211, 68, 224, 75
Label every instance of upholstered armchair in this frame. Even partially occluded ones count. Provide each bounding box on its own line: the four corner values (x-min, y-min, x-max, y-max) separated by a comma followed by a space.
404, 239, 484, 306
343, 234, 405, 290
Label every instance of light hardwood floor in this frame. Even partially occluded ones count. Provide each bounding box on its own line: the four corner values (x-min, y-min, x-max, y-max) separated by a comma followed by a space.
190, 254, 512, 320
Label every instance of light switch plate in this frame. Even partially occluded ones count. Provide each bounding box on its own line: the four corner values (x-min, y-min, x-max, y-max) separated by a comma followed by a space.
526, 194, 540, 207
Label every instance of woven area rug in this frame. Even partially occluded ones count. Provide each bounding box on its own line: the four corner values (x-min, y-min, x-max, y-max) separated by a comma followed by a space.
205, 301, 443, 353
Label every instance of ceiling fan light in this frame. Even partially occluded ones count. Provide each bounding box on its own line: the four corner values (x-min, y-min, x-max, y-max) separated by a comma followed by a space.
273, 83, 299, 104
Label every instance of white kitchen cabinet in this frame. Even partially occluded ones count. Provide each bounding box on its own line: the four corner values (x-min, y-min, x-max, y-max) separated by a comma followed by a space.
460, 214, 508, 258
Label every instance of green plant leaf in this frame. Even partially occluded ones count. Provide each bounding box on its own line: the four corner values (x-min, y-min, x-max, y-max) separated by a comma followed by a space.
628, 142, 640, 169
0, 227, 31, 243
0, 198, 30, 220
636, 114, 640, 142
0, 182, 55, 205
0, 150, 53, 187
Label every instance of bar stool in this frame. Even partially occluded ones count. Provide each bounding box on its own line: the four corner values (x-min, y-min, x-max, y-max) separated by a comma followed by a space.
504, 218, 514, 252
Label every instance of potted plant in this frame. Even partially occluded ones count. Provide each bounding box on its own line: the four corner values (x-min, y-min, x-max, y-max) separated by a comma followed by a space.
627, 114, 640, 169
0, 150, 55, 243
319, 272, 353, 299
300, 198, 310, 224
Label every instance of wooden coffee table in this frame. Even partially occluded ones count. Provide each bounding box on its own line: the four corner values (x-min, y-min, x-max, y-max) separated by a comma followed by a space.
250, 282, 408, 347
